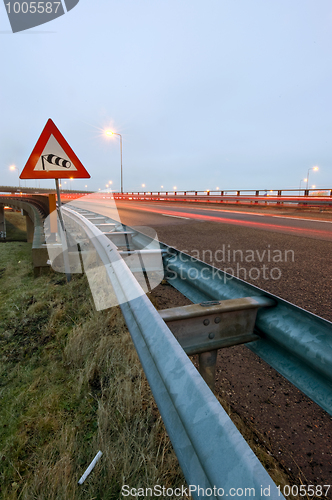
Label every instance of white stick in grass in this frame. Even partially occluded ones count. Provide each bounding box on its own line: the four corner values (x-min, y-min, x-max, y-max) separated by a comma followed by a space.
78, 451, 103, 485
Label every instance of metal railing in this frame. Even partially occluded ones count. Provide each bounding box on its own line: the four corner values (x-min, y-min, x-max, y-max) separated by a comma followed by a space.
0, 185, 91, 195
57, 205, 285, 499
160, 246, 332, 417
0, 197, 48, 273
119, 222, 332, 416
61, 206, 332, 417
112, 189, 332, 207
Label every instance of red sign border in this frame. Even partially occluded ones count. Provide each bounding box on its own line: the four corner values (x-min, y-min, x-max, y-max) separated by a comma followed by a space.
20, 119, 90, 179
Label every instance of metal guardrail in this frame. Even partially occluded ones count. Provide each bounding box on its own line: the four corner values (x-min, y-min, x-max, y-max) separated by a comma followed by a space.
128, 226, 332, 417
71, 207, 332, 410
116, 188, 332, 196
112, 190, 332, 207
161, 247, 332, 417
0, 185, 91, 195
59, 205, 284, 499
94, 219, 332, 418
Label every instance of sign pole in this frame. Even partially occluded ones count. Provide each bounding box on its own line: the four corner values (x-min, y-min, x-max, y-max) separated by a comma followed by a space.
55, 179, 71, 282
19, 118, 90, 283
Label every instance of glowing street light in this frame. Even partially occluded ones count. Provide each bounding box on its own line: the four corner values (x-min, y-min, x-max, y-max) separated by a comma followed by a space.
9, 165, 20, 187
105, 130, 123, 193
306, 166, 318, 190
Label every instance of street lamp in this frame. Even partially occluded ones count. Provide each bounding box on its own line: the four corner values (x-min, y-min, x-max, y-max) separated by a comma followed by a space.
306, 166, 318, 190
9, 165, 20, 187
105, 130, 123, 193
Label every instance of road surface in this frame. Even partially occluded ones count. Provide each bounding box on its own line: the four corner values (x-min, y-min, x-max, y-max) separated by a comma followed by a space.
113, 200, 332, 242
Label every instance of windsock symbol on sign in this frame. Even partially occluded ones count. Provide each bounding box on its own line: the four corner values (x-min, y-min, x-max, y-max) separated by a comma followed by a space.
20, 119, 90, 179
42, 155, 72, 170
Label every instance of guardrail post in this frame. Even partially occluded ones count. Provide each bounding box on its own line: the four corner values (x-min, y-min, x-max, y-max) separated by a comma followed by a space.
24, 211, 34, 243
198, 350, 218, 391
277, 190, 282, 205
55, 179, 72, 282
48, 194, 57, 241
254, 190, 259, 204
0, 206, 6, 240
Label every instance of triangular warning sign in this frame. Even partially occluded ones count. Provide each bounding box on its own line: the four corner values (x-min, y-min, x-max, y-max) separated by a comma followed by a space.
20, 119, 90, 179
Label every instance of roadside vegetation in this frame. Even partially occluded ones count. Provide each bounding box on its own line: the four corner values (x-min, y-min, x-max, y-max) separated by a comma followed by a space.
0, 229, 184, 499
0, 212, 302, 500
3, 211, 28, 241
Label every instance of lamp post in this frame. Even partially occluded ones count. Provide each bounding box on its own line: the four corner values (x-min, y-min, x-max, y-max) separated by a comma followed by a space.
9, 165, 20, 188
105, 130, 123, 193
306, 166, 318, 190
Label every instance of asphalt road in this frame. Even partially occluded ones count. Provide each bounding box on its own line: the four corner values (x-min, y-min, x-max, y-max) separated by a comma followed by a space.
112, 200, 332, 242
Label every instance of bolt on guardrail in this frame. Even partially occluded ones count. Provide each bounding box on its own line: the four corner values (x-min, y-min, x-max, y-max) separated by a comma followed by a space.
160, 296, 276, 391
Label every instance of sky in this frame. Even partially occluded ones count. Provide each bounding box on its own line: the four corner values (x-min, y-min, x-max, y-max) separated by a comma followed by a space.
1, 0, 331, 193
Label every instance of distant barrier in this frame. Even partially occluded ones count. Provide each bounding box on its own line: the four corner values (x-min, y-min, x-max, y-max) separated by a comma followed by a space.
112, 189, 332, 208
2, 187, 332, 208
0, 197, 48, 274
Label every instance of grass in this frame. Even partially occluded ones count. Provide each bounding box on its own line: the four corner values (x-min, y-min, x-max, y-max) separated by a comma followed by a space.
2, 211, 27, 242
0, 241, 185, 499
